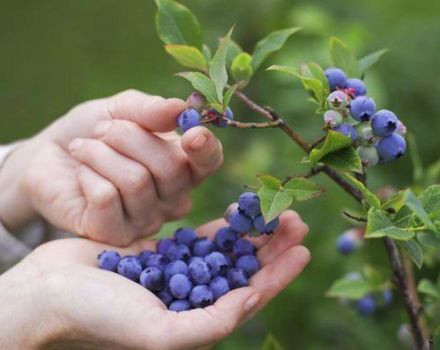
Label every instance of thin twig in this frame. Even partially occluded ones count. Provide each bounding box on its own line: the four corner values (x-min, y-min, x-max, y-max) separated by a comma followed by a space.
342, 211, 367, 223
226, 119, 282, 128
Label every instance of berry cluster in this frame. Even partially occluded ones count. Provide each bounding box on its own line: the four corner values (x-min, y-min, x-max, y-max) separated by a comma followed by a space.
323, 67, 407, 166
177, 93, 234, 132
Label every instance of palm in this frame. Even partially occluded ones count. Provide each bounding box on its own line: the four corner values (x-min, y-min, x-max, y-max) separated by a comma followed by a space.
34, 211, 310, 350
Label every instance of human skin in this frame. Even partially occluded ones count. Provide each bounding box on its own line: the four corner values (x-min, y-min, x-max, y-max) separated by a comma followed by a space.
0, 90, 224, 246
0, 211, 310, 350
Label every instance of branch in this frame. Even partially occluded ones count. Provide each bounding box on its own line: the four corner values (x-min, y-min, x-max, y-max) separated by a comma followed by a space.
226, 119, 282, 129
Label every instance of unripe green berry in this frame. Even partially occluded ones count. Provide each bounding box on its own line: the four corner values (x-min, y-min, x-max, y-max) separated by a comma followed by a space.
323, 110, 344, 127
356, 146, 379, 167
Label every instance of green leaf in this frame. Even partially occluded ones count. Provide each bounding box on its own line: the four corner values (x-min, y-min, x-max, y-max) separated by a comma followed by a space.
209, 27, 233, 102
419, 185, 440, 215
418, 279, 440, 299
309, 130, 352, 166
322, 146, 363, 173
223, 81, 243, 110
202, 44, 212, 61
155, 0, 203, 49
366, 226, 414, 240
261, 334, 284, 350
418, 232, 440, 249
231, 52, 254, 82
381, 190, 407, 213
225, 40, 243, 68
403, 239, 424, 269
305, 61, 330, 95
358, 48, 388, 72
164, 45, 207, 71
284, 177, 324, 202
257, 174, 282, 189
405, 190, 437, 232
329, 37, 361, 78
257, 183, 294, 223
338, 172, 381, 209
252, 27, 301, 70
425, 159, 440, 186
176, 72, 218, 104
365, 208, 414, 240
267, 65, 298, 76
326, 278, 373, 299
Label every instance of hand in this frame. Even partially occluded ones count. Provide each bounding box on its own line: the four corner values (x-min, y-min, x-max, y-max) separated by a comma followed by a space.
0, 211, 310, 350
0, 90, 223, 245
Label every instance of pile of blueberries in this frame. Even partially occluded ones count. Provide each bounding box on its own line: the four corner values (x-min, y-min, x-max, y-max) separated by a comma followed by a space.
97, 192, 278, 312
323, 67, 407, 166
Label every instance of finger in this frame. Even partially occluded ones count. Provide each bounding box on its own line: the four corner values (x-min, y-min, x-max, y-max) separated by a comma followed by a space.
257, 210, 309, 265
106, 89, 186, 132
251, 245, 310, 308
76, 165, 133, 246
69, 138, 161, 232
181, 126, 224, 184
167, 287, 261, 349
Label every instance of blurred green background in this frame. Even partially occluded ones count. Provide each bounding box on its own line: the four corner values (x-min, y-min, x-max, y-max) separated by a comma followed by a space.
1, 0, 439, 348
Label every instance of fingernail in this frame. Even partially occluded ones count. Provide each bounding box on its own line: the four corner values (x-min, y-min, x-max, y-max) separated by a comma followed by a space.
93, 120, 112, 137
244, 293, 260, 312
68, 138, 85, 152
190, 134, 208, 151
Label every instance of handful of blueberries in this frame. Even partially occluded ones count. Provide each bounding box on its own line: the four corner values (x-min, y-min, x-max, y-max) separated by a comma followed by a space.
97, 192, 278, 312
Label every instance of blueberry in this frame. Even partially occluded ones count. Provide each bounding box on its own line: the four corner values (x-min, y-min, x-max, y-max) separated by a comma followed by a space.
383, 289, 393, 306
358, 125, 375, 143
204, 252, 229, 276
156, 287, 174, 307
346, 78, 367, 96
236, 255, 260, 277
213, 107, 233, 128
209, 276, 230, 300
157, 238, 174, 255
333, 124, 357, 142
189, 256, 204, 265
324, 67, 347, 91
356, 146, 379, 167
188, 259, 211, 285
169, 274, 193, 299
357, 295, 376, 315
376, 133, 407, 163
253, 215, 280, 234
233, 239, 256, 258
117, 256, 143, 281
186, 92, 205, 111
238, 192, 261, 217
349, 96, 376, 122
140, 266, 164, 292
336, 230, 359, 255
371, 110, 398, 137
138, 250, 154, 269
177, 108, 201, 132
97, 250, 121, 272
169, 299, 191, 312
166, 243, 191, 262
192, 238, 216, 257
164, 260, 188, 281
174, 227, 198, 247
227, 268, 249, 289
323, 110, 344, 128
189, 285, 214, 308
147, 254, 169, 270
228, 209, 253, 233
215, 227, 238, 251
224, 202, 239, 223
327, 90, 349, 110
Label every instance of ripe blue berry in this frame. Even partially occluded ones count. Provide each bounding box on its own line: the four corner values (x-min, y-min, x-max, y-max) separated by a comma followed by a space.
166, 243, 191, 262
209, 276, 230, 300
238, 192, 261, 217
227, 268, 248, 289
371, 110, 399, 137
336, 230, 359, 255
236, 255, 260, 277
174, 227, 198, 247
324, 67, 347, 91
253, 215, 280, 234
376, 133, 407, 162
138, 250, 154, 269
140, 266, 164, 292
327, 90, 349, 110
349, 96, 376, 122
189, 285, 214, 308
383, 290, 393, 306
357, 295, 376, 315
346, 78, 367, 96
192, 238, 216, 257
228, 209, 253, 233
188, 259, 211, 285
204, 252, 229, 276
157, 238, 174, 255
164, 260, 188, 281
156, 287, 173, 307
333, 123, 357, 142
233, 239, 256, 257
117, 256, 143, 281
169, 274, 193, 299
213, 107, 233, 128
177, 108, 201, 132
323, 110, 344, 127
214, 227, 238, 251
147, 254, 169, 270
97, 250, 121, 272
169, 299, 191, 312
356, 146, 380, 167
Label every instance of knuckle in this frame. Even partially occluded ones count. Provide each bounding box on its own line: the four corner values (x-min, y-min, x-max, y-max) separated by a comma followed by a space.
169, 197, 192, 219
92, 184, 118, 209
123, 167, 151, 193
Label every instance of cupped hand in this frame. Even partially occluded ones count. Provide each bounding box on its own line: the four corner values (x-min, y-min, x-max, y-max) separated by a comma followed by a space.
2, 211, 310, 350
0, 90, 223, 245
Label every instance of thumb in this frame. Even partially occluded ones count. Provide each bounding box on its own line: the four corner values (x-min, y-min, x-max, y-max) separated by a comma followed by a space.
106, 89, 186, 132
182, 126, 224, 184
